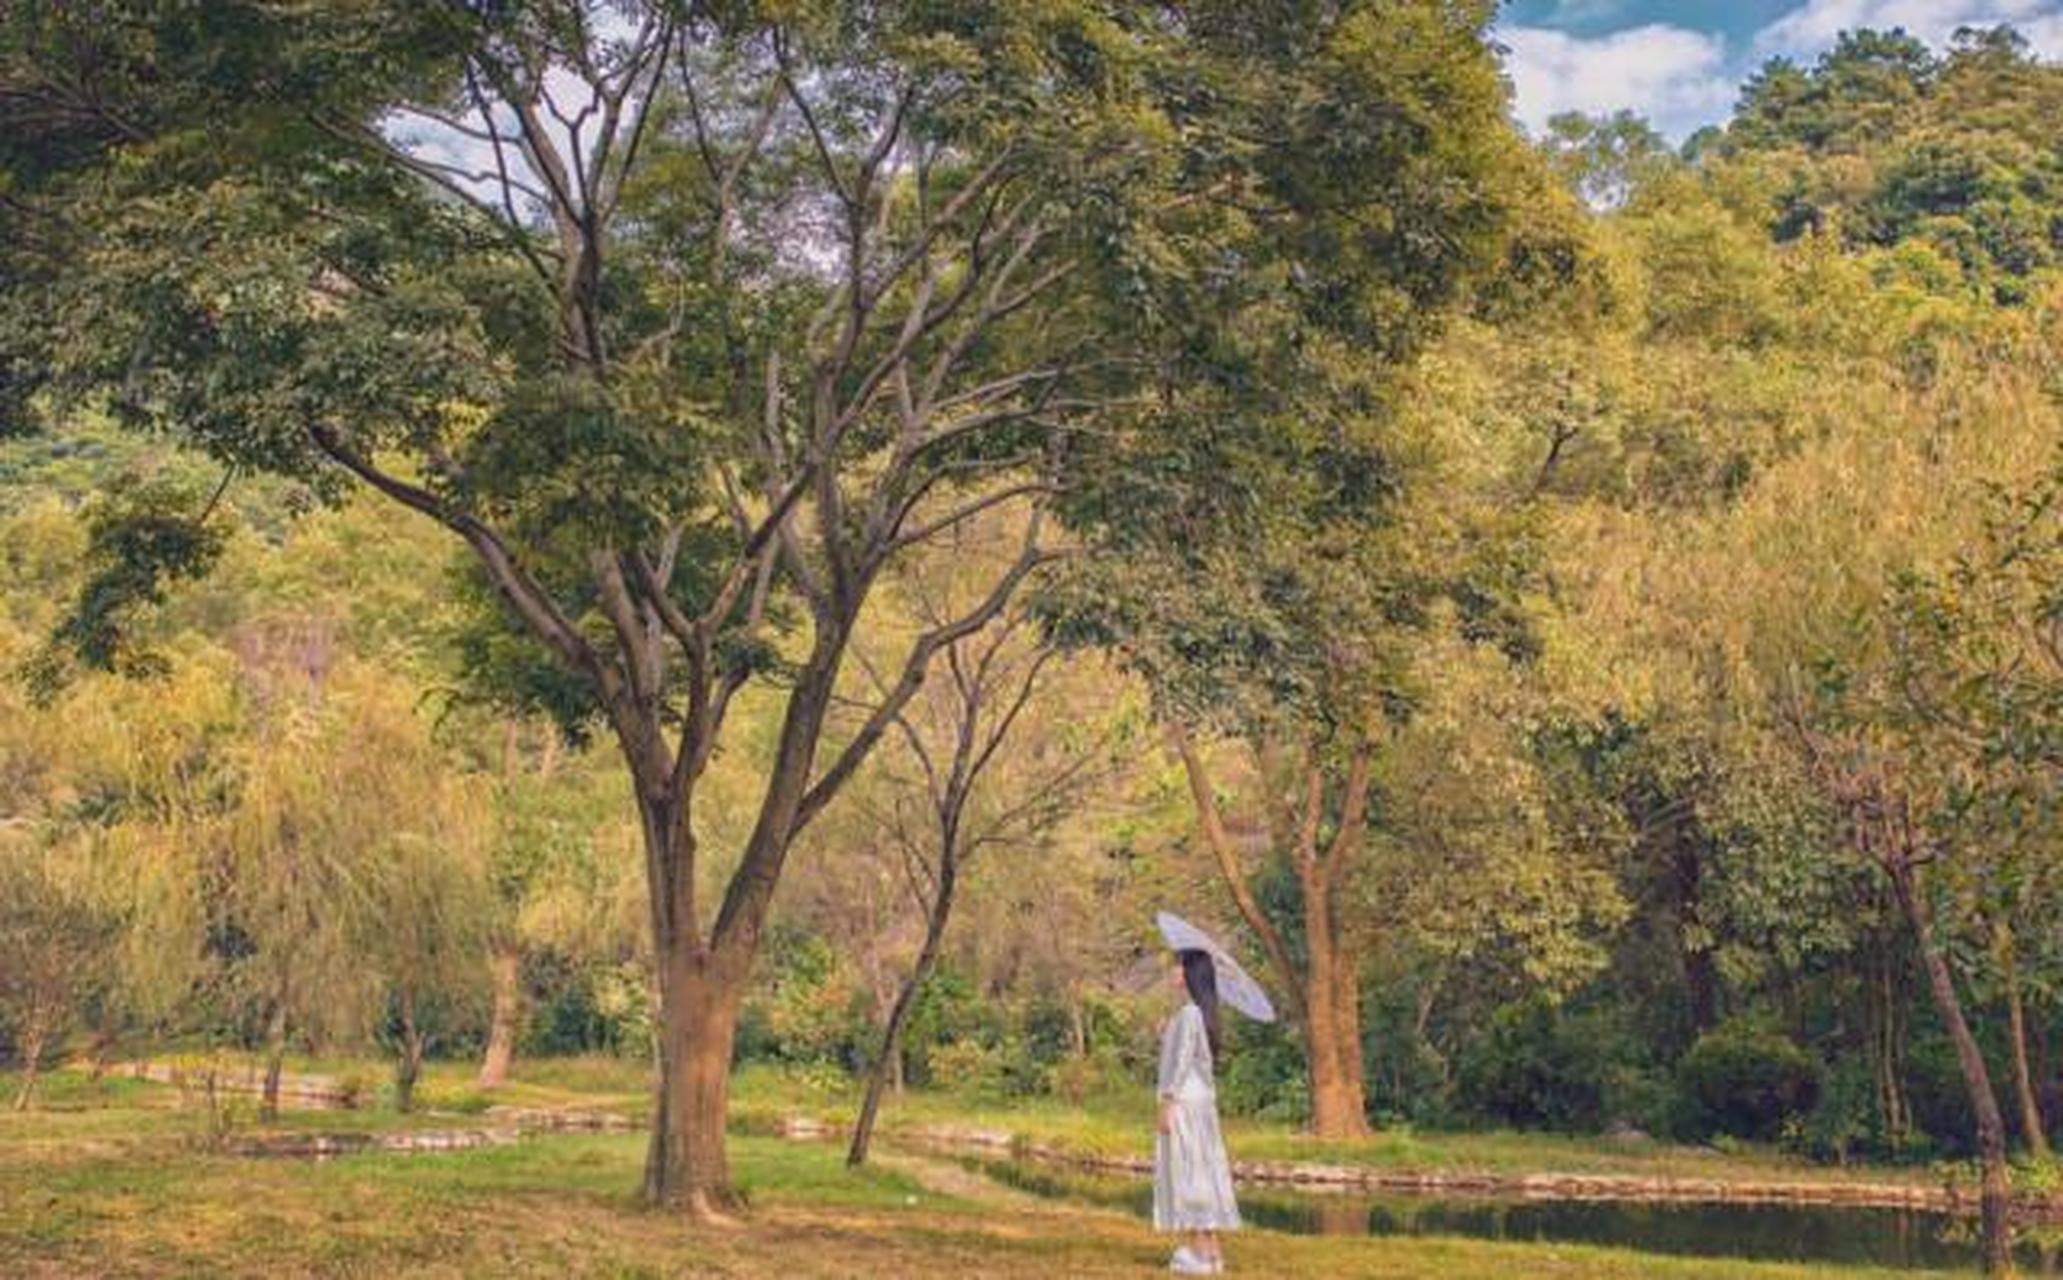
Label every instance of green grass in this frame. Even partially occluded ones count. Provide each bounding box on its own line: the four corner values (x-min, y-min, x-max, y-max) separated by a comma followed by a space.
0, 1079, 1973, 1279
725, 1066, 1944, 1189
19, 1054, 1954, 1193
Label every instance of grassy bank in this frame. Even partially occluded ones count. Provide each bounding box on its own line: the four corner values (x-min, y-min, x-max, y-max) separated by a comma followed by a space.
39, 1052, 1956, 1190
0, 1069, 1968, 1279
722, 1066, 1949, 1190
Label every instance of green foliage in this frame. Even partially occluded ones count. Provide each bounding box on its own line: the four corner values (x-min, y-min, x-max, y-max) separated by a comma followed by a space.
1216, 1018, 1311, 1126
14, 3, 2063, 1189
1903, 1033, 1985, 1158
522, 951, 653, 1060
1457, 996, 1657, 1134
0, 841, 119, 1075
1791, 1056, 1884, 1165
1718, 26, 2063, 301
756, 932, 873, 1071
1543, 111, 1679, 211
924, 1039, 1009, 1098
1676, 1021, 1822, 1143
24, 475, 228, 697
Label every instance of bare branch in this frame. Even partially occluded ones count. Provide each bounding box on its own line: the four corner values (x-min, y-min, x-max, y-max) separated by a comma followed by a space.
794, 519, 1055, 832
1165, 720, 1307, 1021
888, 482, 1053, 554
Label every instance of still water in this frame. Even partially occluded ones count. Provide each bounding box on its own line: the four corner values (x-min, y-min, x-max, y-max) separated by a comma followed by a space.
969, 1157, 2063, 1274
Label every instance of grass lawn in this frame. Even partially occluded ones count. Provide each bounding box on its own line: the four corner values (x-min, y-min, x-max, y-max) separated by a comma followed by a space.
723, 1066, 1948, 1190
0, 1061, 1992, 1277
0, 1069, 1971, 1279
26, 1053, 1959, 1191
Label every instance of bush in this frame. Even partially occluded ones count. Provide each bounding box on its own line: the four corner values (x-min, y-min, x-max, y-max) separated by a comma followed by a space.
1218, 1019, 1311, 1125
521, 949, 653, 1058
737, 929, 875, 1071
903, 967, 1006, 1086
761, 937, 870, 1068
1457, 996, 1649, 1132
1904, 1032, 1981, 1157
1677, 1020, 1821, 1141
1048, 1046, 1131, 1104
1789, 1055, 1874, 1164
928, 1037, 1006, 1096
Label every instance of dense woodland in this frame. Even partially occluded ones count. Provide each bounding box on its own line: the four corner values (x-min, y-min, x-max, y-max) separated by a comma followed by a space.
5, 5, 2063, 1271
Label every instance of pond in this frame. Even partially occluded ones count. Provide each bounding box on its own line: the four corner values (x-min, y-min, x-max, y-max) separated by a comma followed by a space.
966, 1157, 2063, 1274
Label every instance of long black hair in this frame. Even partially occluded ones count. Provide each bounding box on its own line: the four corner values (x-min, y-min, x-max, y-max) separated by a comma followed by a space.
1179, 949, 1223, 1060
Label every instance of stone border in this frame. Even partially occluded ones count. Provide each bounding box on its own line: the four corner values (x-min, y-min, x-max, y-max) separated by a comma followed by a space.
103, 1060, 357, 1107
218, 1128, 519, 1159
482, 1104, 638, 1132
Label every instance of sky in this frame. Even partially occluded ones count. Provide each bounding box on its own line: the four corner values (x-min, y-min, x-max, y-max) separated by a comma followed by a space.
1496, 0, 2063, 140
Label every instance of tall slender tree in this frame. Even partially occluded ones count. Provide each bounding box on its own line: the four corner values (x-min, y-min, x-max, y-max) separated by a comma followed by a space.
845, 551, 1104, 1166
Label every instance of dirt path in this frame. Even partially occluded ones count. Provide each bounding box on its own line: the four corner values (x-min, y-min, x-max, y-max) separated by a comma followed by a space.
874, 1150, 1081, 1215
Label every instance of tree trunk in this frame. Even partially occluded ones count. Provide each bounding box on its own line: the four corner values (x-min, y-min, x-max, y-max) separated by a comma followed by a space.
1303, 983, 1370, 1138
1672, 841, 1720, 1035
1891, 858, 2013, 1273
629, 635, 847, 1218
394, 988, 425, 1114
1873, 929, 1912, 1149
643, 950, 743, 1219
12, 1013, 46, 1111
1998, 922, 2050, 1160
260, 998, 288, 1122
1299, 862, 1369, 1139
1333, 950, 1370, 1121
477, 944, 523, 1089
87, 1024, 117, 1083
849, 860, 957, 1168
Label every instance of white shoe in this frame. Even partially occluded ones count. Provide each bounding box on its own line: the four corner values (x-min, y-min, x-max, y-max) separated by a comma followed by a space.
1170, 1245, 1211, 1275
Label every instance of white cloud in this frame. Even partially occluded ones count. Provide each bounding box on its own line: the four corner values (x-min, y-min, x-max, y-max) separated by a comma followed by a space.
1500, 23, 1738, 140
1754, 0, 2063, 60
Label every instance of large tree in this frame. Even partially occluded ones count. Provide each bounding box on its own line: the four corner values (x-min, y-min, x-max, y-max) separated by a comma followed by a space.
1052, 349, 1543, 1137
3, 0, 1520, 1211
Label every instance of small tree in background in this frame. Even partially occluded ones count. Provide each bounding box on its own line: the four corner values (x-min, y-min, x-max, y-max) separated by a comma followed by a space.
0, 843, 115, 1109
845, 526, 1112, 1166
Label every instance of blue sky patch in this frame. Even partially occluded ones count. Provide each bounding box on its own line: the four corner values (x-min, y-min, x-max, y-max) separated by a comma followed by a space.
1494, 1, 2063, 141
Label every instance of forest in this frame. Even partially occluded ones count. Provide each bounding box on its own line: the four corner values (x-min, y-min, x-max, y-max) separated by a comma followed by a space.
6, 4, 2063, 1278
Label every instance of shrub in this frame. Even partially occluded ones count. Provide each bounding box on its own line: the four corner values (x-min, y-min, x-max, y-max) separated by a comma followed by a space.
1789, 1055, 1874, 1164
1048, 1046, 1131, 1105
928, 1037, 1006, 1096
1904, 1032, 1980, 1157
1457, 996, 1645, 1132
738, 929, 876, 1070
522, 949, 653, 1058
1218, 1019, 1311, 1125
903, 967, 1005, 1086
1677, 1020, 1821, 1141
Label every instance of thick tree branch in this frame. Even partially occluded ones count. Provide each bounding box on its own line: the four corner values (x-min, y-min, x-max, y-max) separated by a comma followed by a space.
1165, 719, 1307, 1023
306, 424, 604, 686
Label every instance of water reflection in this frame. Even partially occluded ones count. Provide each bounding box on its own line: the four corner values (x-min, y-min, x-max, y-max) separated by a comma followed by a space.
968, 1157, 2063, 1274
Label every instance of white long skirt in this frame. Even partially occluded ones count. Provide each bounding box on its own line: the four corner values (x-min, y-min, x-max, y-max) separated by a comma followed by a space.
1153, 1091, 1241, 1231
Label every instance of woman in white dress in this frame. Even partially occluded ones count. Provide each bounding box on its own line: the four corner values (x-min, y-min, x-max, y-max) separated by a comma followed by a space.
1156, 948, 1239, 1275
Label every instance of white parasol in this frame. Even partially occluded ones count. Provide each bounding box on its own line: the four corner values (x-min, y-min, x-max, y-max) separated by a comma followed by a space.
1155, 911, 1277, 1023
